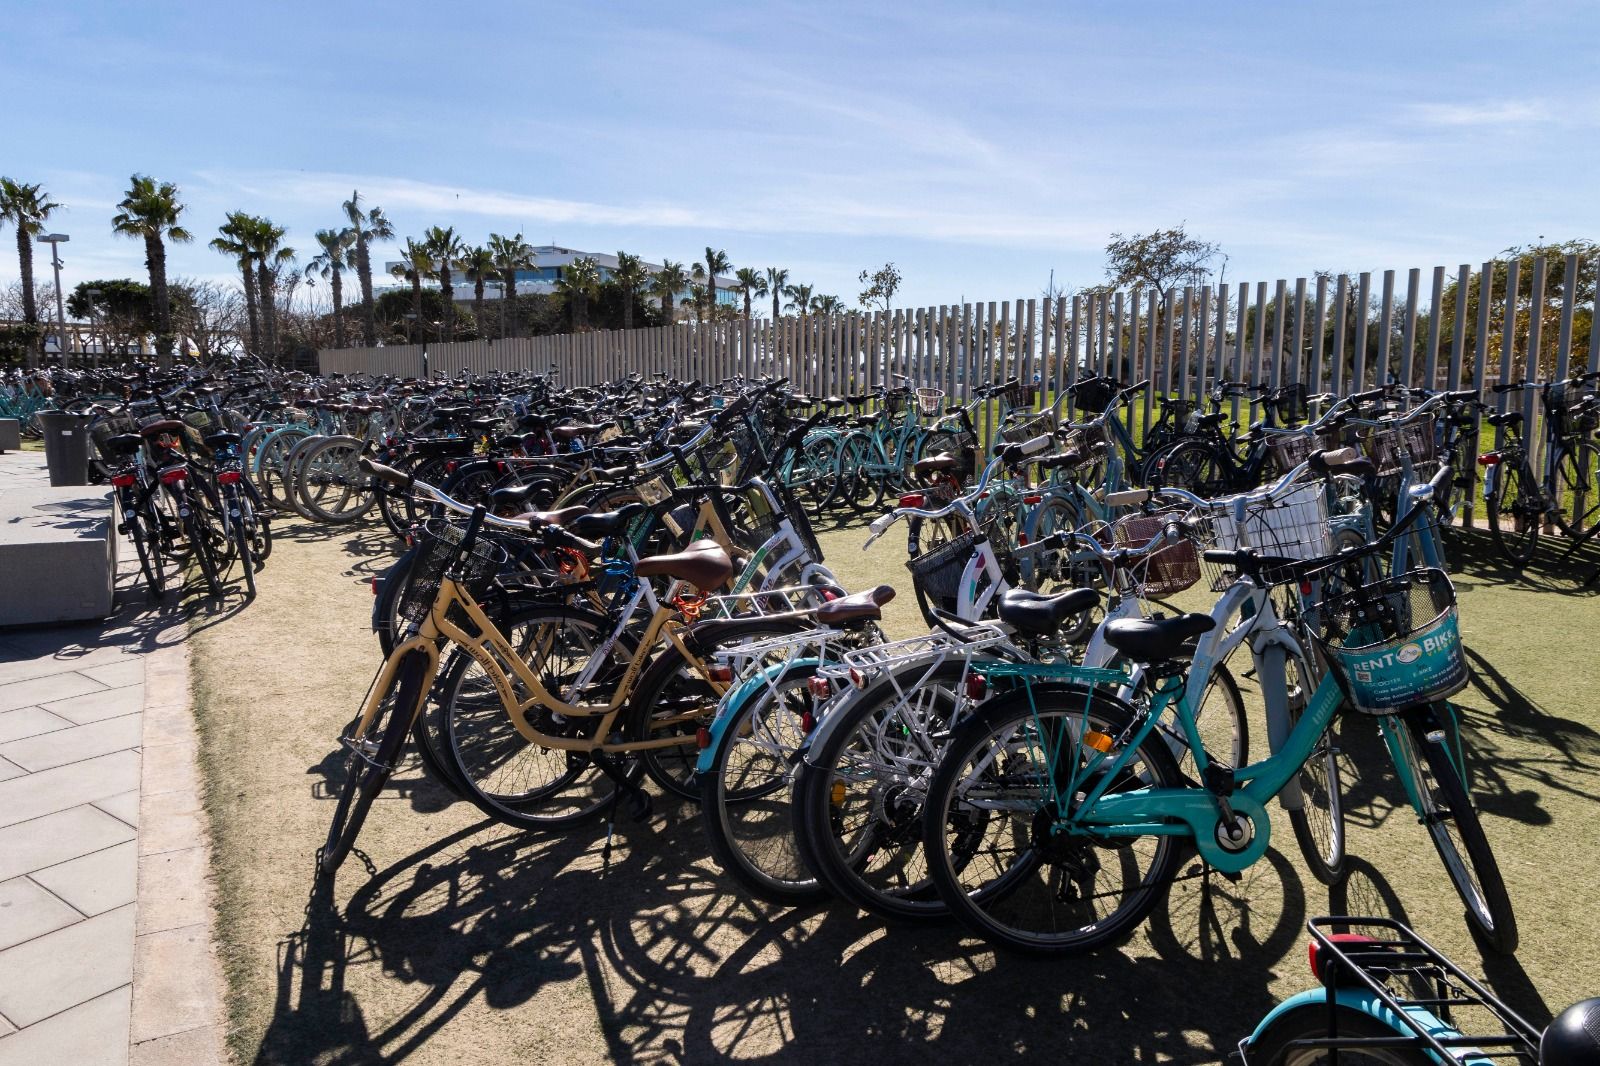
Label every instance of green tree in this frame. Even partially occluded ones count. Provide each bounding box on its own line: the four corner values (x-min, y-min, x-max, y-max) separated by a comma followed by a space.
488, 232, 534, 338
784, 282, 814, 315
209, 213, 262, 352
1104, 224, 1220, 301
556, 256, 601, 330
390, 238, 434, 340
460, 244, 498, 341
812, 294, 844, 316
423, 225, 465, 339
733, 266, 767, 322
764, 267, 789, 322
342, 190, 394, 347
0, 178, 62, 339
611, 251, 649, 330
857, 262, 902, 311
66, 279, 156, 355
652, 260, 689, 324
304, 228, 354, 349
111, 174, 192, 362
704, 247, 731, 317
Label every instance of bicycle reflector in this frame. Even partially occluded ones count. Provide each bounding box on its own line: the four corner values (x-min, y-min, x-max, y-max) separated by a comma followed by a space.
1307, 933, 1379, 983
807, 676, 832, 700
217, 470, 242, 484
158, 467, 188, 486
1022, 494, 1043, 505
965, 673, 987, 700
1477, 452, 1501, 466
898, 493, 925, 508
110, 472, 137, 488
847, 667, 869, 689
707, 664, 734, 684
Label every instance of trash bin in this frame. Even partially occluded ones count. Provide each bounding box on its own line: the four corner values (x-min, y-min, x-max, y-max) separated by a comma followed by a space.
37, 410, 91, 487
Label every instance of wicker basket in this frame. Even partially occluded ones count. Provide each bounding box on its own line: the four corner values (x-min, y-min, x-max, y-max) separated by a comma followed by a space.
1112, 512, 1201, 598
1266, 426, 1343, 475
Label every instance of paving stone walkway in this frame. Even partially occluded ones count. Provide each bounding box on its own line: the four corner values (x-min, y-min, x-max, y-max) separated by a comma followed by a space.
0, 471, 226, 1064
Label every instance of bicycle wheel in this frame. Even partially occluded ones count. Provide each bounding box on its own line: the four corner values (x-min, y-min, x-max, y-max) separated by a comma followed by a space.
125, 508, 169, 600
298, 435, 376, 524
699, 660, 828, 906
181, 483, 227, 598
1551, 440, 1600, 538
622, 617, 811, 802
231, 511, 257, 598
1151, 438, 1230, 497
836, 433, 878, 514
1244, 1000, 1437, 1065
1388, 705, 1517, 953
796, 435, 839, 517
426, 604, 639, 830
922, 684, 1185, 955
1486, 460, 1541, 567
793, 659, 972, 922
320, 649, 429, 878
1283, 648, 1346, 886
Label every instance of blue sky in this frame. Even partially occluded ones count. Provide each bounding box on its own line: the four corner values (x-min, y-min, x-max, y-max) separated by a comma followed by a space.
2, 1, 1595, 311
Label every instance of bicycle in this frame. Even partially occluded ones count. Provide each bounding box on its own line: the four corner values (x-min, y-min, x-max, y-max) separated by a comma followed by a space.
1239, 916, 1599, 1064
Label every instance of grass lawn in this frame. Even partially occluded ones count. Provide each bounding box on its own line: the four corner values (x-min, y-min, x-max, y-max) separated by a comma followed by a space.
190, 509, 1600, 1065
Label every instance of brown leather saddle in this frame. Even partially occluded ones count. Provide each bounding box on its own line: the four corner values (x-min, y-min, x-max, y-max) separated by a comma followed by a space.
634, 539, 734, 590
815, 584, 895, 625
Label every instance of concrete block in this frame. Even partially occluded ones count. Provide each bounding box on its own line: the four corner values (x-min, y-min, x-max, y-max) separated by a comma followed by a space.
0, 453, 116, 625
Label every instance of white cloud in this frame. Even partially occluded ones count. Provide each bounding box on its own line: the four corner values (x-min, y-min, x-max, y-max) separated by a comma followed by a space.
1407, 100, 1551, 127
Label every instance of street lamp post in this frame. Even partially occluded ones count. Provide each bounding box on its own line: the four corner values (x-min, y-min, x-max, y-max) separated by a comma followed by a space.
85, 288, 103, 366
37, 233, 69, 363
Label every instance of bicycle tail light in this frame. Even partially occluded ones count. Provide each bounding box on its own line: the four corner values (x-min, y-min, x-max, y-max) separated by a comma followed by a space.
807, 676, 832, 700
217, 470, 242, 484
110, 472, 137, 488
1476, 452, 1501, 466
966, 673, 987, 700
159, 466, 188, 486
707, 664, 733, 684
898, 493, 924, 508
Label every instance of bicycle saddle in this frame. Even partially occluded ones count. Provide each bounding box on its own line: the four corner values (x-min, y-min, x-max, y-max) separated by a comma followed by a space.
815, 584, 895, 625
1102, 613, 1215, 663
517, 505, 587, 527
634, 539, 734, 590
997, 588, 1099, 635
1485, 410, 1523, 428
553, 422, 606, 440
1542, 998, 1600, 1066
139, 419, 187, 436
1036, 449, 1086, 471
468, 416, 501, 433
103, 433, 146, 455
570, 502, 647, 539
1195, 412, 1225, 429
913, 452, 960, 476
487, 482, 547, 510
203, 431, 242, 449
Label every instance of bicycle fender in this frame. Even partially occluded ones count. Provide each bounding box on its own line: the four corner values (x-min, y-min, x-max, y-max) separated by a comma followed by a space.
1242, 988, 1493, 1065
694, 657, 821, 775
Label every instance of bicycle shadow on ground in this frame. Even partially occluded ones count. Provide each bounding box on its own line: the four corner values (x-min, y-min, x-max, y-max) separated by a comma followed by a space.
1449, 524, 1600, 596
252, 799, 1329, 1066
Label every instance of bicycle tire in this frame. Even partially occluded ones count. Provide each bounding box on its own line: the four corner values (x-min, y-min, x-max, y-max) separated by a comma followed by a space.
232, 512, 257, 598
298, 435, 376, 524
1551, 440, 1600, 538
1391, 705, 1518, 953
125, 509, 168, 600
1486, 459, 1541, 567
1244, 1000, 1437, 1065
319, 650, 429, 878
1150, 438, 1231, 498
921, 684, 1185, 955
1284, 650, 1346, 887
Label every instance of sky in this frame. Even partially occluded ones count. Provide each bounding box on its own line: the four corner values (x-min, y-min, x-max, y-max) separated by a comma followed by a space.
2, 0, 1596, 313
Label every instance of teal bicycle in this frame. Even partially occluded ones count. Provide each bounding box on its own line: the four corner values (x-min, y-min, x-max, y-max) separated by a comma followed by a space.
920, 479, 1517, 957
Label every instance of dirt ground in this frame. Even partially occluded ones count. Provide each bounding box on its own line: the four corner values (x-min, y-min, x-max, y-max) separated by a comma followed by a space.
190, 511, 1600, 1065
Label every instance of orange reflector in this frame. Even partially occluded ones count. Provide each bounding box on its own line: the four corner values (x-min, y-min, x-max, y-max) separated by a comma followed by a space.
830, 781, 847, 806
1083, 731, 1114, 753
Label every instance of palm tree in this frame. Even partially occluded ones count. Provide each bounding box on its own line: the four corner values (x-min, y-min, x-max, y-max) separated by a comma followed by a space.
423, 225, 465, 339
304, 228, 354, 349
111, 174, 192, 361
390, 238, 433, 340
812, 294, 845, 316
652, 260, 689, 324
0, 179, 61, 337
784, 282, 815, 315
733, 267, 767, 322
342, 190, 394, 346
247, 218, 292, 359
488, 232, 534, 338
210, 213, 262, 352
612, 251, 648, 330
460, 245, 497, 340
703, 247, 731, 319
556, 256, 601, 330
764, 267, 789, 321
681, 285, 710, 323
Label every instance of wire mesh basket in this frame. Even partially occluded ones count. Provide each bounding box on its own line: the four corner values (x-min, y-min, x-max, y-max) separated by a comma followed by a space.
1069, 377, 1119, 414
1199, 481, 1332, 590
906, 528, 982, 613
1317, 567, 1467, 715
1000, 380, 1039, 412
1363, 415, 1437, 477
88, 412, 139, 460
395, 519, 510, 625
1112, 512, 1201, 597
996, 411, 1058, 446
884, 389, 909, 416
1266, 426, 1343, 475
1541, 381, 1600, 438
1058, 419, 1109, 455
915, 387, 946, 416
1268, 382, 1309, 425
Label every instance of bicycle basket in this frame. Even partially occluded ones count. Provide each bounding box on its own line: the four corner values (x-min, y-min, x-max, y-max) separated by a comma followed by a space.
884, 389, 909, 416
89, 413, 138, 460
1266, 426, 1342, 475
1112, 512, 1200, 597
1201, 482, 1332, 590
997, 410, 1058, 446
1001, 381, 1039, 411
395, 519, 510, 626
1058, 419, 1109, 454
1317, 567, 1467, 715
1541, 382, 1599, 438
915, 387, 946, 416
907, 528, 982, 612
1269, 382, 1308, 425
1362, 415, 1437, 477
1069, 377, 1118, 414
